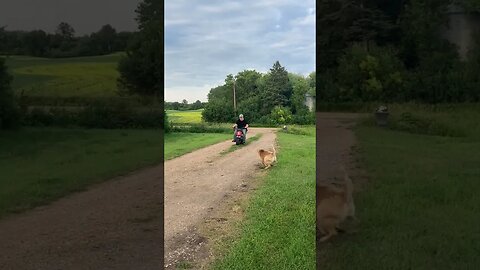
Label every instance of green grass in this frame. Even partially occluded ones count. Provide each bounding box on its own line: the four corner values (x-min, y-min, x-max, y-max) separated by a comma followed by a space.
167, 109, 204, 123
164, 133, 228, 160
220, 134, 262, 155
212, 126, 316, 270
319, 106, 480, 269
0, 127, 161, 218
4, 53, 122, 97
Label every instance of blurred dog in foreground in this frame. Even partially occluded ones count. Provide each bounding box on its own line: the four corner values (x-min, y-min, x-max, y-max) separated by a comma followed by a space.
317, 166, 355, 242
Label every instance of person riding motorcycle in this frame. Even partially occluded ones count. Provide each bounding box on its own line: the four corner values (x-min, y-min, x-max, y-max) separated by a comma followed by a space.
232, 114, 249, 142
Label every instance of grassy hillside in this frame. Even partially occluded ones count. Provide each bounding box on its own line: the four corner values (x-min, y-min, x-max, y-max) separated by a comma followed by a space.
4, 53, 122, 97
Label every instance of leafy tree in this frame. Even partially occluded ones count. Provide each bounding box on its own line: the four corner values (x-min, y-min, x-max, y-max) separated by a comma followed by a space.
23, 30, 49, 56
203, 61, 313, 124
56, 22, 75, 40
260, 61, 292, 115
171, 102, 180, 110
192, 100, 203, 109
289, 73, 310, 114
117, 0, 162, 99
90, 24, 117, 54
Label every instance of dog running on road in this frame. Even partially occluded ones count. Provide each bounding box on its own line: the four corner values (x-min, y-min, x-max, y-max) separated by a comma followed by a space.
258, 144, 277, 169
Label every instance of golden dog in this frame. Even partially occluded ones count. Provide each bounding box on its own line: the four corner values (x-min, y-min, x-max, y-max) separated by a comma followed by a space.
258, 144, 277, 169
317, 166, 355, 242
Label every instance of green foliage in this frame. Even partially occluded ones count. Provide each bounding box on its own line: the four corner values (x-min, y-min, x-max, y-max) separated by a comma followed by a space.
0, 58, 20, 129
260, 61, 293, 114
1, 24, 134, 58
292, 108, 315, 125
269, 106, 293, 125
202, 97, 235, 123
317, 0, 480, 107
325, 44, 406, 102
117, 0, 161, 99
203, 62, 313, 124
23, 104, 163, 129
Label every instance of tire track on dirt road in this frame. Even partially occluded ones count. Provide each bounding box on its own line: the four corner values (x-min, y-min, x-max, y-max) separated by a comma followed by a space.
164, 128, 277, 269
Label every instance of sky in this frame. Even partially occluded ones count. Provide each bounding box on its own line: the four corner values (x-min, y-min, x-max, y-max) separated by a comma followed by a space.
165, 0, 316, 102
0, 0, 140, 35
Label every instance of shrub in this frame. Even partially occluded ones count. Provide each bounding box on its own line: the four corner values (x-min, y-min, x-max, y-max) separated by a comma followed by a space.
269, 106, 293, 125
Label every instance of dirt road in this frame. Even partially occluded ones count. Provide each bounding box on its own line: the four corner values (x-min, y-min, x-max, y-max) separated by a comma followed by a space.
164, 128, 277, 269
0, 127, 276, 270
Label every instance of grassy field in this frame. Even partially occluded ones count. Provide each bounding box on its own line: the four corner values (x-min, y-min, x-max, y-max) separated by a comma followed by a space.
211, 126, 316, 270
164, 133, 228, 160
0, 128, 161, 219
319, 106, 480, 269
166, 109, 204, 123
0, 129, 231, 219
4, 53, 122, 97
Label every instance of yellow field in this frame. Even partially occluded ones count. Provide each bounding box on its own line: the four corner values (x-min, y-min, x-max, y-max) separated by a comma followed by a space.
167, 109, 204, 123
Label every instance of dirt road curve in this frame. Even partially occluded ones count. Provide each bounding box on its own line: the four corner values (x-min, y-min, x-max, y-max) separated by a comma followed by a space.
164, 128, 277, 269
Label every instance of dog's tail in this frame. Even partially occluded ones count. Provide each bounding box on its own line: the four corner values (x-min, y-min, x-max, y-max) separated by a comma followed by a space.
272, 143, 276, 156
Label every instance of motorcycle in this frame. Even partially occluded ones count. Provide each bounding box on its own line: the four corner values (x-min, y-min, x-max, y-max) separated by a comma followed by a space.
233, 127, 246, 145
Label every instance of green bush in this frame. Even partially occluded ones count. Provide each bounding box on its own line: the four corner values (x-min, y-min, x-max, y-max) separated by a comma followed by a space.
292, 108, 315, 124
335, 44, 407, 102
269, 106, 293, 125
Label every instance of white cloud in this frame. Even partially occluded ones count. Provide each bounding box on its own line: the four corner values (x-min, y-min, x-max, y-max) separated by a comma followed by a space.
165, 0, 315, 102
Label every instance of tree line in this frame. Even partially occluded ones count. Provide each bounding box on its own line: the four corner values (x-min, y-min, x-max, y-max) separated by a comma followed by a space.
203, 61, 315, 125
0, 23, 135, 58
1, 0, 161, 130
318, 0, 480, 104
165, 100, 206, 111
